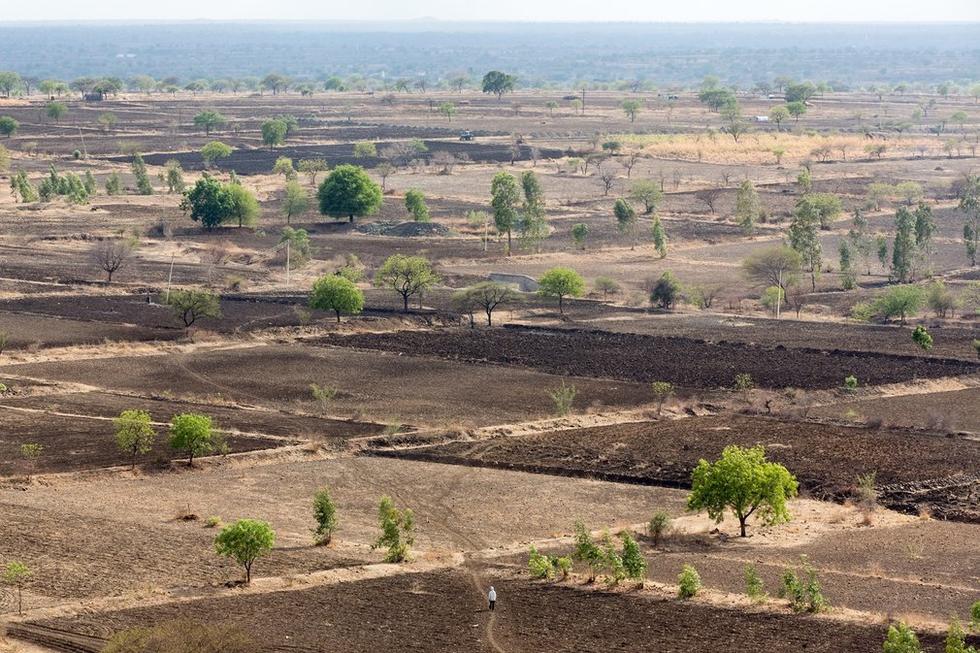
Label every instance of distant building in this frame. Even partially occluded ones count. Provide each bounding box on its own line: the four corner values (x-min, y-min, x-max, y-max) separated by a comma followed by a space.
754, 115, 770, 122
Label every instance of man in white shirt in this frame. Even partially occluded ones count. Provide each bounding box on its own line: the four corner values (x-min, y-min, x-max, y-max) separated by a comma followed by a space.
488, 586, 497, 612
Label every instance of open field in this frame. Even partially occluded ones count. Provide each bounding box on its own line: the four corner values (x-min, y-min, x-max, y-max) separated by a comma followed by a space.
323, 326, 980, 389
376, 414, 980, 521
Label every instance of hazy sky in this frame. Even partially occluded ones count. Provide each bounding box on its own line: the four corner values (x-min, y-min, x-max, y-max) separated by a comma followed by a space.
5, 0, 980, 22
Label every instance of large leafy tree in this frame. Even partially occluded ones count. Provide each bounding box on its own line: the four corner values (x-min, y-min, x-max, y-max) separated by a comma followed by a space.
481, 70, 516, 99
956, 175, 980, 266
538, 267, 585, 315
309, 275, 364, 323
687, 445, 798, 537
166, 289, 221, 328
261, 119, 288, 148
0, 116, 18, 138
200, 141, 233, 168
193, 110, 226, 136
317, 165, 382, 222
114, 409, 155, 470
789, 202, 823, 290
168, 413, 218, 465
490, 172, 520, 255
214, 519, 275, 584
373, 255, 439, 312
182, 175, 233, 230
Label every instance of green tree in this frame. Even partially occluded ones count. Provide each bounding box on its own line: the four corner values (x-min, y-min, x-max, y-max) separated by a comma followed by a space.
2, 561, 31, 615
169, 413, 218, 465
620, 532, 646, 582
404, 189, 430, 222
650, 381, 674, 415
374, 254, 439, 312
956, 175, 980, 266
687, 445, 799, 537
439, 102, 456, 122
650, 271, 681, 309
278, 226, 311, 268
614, 197, 638, 246
273, 156, 296, 179
0, 72, 21, 98
796, 193, 842, 229
261, 119, 288, 148
193, 110, 226, 136
297, 158, 328, 186
622, 99, 641, 122
131, 153, 153, 195
883, 622, 922, 653
201, 141, 233, 168
571, 223, 589, 249
572, 521, 605, 582
214, 519, 275, 584
491, 172, 520, 255
166, 289, 222, 328
312, 487, 338, 545
538, 267, 585, 314
372, 496, 414, 563
789, 201, 823, 290
309, 274, 364, 323
912, 325, 933, 351
224, 183, 260, 228
183, 175, 232, 230
353, 141, 377, 158
629, 179, 663, 214
892, 205, 918, 283
786, 101, 807, 122
46, 102, 67, 122
651, 215, 668, 258
114, 409, 155, 469
768, 105, 789, 130
872, 285, 925, 324
162, 159, 185, 193
678, 564, 701, 598
735, 180, 761, 234
944, 619, 976, 653
317, 164, 382, 223
104, 172, 121, 196
721, 103, 749, 142
481, 70, 516, 99
518, 170, 548, 251
282, 180, 309, 224
0, 116, 18, 138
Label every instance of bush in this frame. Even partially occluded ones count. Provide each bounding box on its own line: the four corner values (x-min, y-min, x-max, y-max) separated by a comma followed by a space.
553, 556, 572, 579
945, 619, 977, 653
883, 622, 922, 653
528, 546, 554, 579
912, 325, 933, 351
780, 556, 827, 613
677, 564, 701, 599
312, 487, 338, 545
971, 600, 980, 630
650, 271, 681, 309
744, 565, 766, 602
372, 496, 414, 563
204, 516, 221, 528
650, 381, 674, 416
548, 380, 577, 417
573, 521, 605, 582
103, 620, 255, 653
648, 510, 671, 546
843, 375, 858, 392
620, 532, 647, 583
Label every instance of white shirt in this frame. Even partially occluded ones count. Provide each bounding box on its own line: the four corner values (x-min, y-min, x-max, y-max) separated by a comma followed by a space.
488, 589, 496, 601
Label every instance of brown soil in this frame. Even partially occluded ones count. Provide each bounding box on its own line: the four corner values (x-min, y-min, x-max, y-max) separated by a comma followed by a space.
322, 326, 980, 390
379, 414, 980, 521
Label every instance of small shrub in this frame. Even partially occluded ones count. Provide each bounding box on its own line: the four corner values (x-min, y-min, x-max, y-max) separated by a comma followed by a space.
528, 546, 554, 579
573, 521, 605, 582
944, 619, 977, 653
856, 471, 878, 521
372, 495, 414, 563
650, 381, 674, 416
744, 564, 766, 602
912, 325, 933, 351
843, 375, 858, 392
553, 556, 572, 579
733, 373, 754, 400
312, 487, 338, 545
780, 556, 827, 613
310, 383, 338, 413
648, 511, 671, 547
204, 516, 222, 528
677, 564, 701, 599
972, 339, 980, 360
548, 381, 577, 417
620, 532, 647, 584
883, 622, 922, 653
971, 600, 980, 630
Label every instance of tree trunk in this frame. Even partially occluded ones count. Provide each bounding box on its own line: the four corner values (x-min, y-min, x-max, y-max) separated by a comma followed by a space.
739, 516, 748, 537
402, 294, 409, 312
336, 311, 341, 323
486, 309, 493, 327
558, 295, 564, 314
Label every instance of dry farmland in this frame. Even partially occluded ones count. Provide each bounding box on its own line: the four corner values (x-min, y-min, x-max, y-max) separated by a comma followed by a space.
0, 79, 978, 653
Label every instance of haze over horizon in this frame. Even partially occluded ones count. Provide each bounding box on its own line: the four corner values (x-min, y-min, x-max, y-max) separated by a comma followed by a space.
4, 0, 979, 23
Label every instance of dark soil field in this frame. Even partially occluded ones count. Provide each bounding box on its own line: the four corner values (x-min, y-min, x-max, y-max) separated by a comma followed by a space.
571, 313, 980, 361
1, 343, 652, 426
0, 390, 384, 440
0, 408, 288, 476
323, 326, 980, 389
379, 414, 980, 521
811, 387, 980, 433
13, 569, 961, 653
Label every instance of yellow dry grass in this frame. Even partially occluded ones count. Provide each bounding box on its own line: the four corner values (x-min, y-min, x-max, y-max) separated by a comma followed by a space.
612, 132, 938, 166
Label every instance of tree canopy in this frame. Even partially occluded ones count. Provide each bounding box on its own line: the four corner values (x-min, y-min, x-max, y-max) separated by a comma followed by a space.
481, 70, 516, 98
687, 445, 798, 537
309, 274, 364, 323
214, 519, 275, 584
373, 254, 439, 312
538, 267, 585, 314
317, 165, 382, 222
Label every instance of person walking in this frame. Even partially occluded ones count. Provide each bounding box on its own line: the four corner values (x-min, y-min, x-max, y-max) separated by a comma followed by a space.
487, 586, 497, 612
